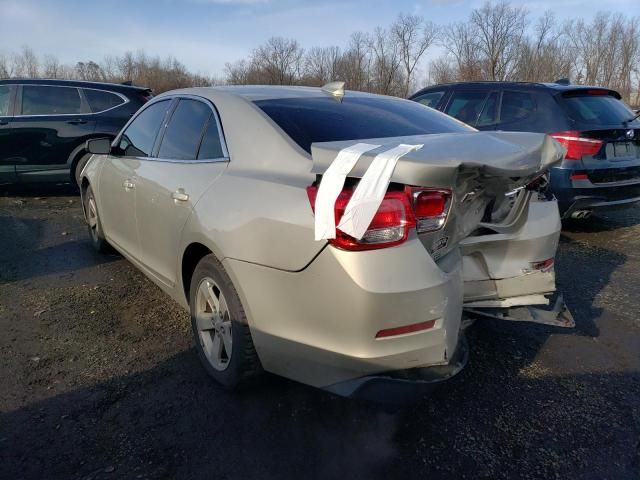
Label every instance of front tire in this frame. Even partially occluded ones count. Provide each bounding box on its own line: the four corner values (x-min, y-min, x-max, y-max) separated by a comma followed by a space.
84, 184, 110, 253
190, 254, 262, 389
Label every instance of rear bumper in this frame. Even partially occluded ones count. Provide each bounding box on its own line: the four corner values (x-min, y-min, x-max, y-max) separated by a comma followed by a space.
550, 166, 640, 216
323, 335, 468, 405
223, 238, 464, 389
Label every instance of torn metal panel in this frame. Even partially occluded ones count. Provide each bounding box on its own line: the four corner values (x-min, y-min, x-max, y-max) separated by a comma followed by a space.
465, 294, 575, 328
464, 294, 550, 308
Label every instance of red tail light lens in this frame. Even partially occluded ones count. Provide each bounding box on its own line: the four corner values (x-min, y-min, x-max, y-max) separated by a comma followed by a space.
307, 184, 451, 251
550, 131, 603, 160
409, 187, 451, 233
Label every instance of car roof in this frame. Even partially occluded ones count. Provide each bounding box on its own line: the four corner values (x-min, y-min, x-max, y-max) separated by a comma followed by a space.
157, 85, 389, 104
0, 78, 151, 93
412, 81, 621, 98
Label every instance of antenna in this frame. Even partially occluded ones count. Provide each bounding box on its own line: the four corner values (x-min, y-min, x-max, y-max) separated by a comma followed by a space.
321, 81, 345, 101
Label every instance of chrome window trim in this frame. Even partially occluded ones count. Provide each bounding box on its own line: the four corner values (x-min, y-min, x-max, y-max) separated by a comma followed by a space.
130, 156, 230, 164
11, 83, 129, 117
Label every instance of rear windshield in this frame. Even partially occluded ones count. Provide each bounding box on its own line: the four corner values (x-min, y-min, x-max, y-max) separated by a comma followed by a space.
254, 95, 473, 153
560, 92, 638, 127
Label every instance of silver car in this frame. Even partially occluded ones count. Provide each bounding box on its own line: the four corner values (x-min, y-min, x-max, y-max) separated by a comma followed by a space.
80, 85, 566, 401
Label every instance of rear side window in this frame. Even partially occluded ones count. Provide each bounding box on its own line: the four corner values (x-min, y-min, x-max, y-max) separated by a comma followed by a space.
413, 91, 445, 108
84, 89, 125, 113
21, 85, 83, 115
561, 92, 637, 126
118, 100, 171, 157
500, 91, 536, 123
198, 117, 225, 159
158, 99, 211, 160
0, 86, 10, 116
445, 90, 487, 125
255, 95, 472, 153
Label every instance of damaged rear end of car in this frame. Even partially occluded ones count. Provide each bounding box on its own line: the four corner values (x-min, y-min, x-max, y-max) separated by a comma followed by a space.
306, 130, 567, 402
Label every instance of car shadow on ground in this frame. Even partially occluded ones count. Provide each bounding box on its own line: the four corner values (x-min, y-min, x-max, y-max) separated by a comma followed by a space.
0, 215, 118, 284
1, 345, 638, 480
1, 183, 79, 198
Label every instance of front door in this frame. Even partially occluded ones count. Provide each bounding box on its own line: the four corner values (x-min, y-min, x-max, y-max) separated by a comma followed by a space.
134, 97, 228, 287
12, 84, 96, 182
99, 99, 173, 258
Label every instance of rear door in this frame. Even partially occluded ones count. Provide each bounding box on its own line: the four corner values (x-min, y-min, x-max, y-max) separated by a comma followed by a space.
12, 85, 96, 182
134, 96, 228, 288
99, 99, 173, 258
0, 84, 16, 183
444, 88, 498, 130
496, 89, 539, 132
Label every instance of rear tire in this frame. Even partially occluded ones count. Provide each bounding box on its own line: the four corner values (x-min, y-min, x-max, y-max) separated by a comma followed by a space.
74, 152, 92, 186
84, 184, 110, 253
189, 254, 262, 389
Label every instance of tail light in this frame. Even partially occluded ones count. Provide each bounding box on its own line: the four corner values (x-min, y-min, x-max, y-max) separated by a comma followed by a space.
550, 131, 603, 160
307, 185, 451, 251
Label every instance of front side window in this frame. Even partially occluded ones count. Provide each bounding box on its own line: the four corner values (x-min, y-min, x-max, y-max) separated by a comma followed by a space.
413, 91, 445, 108
158, 99, 211, 160
21, 85, 83, 115
0, 86, 10, 116
117, 100, 171, 157
84, 89, 125, 113
500, 91, 536, 123
445, 90, 488, 125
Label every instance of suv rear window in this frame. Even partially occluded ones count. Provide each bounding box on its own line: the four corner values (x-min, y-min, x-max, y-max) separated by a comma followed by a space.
255, 96, 472, 153
561, 92, 637, 126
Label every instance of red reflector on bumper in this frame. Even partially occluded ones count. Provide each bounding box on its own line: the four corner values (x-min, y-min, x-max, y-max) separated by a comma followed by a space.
375, 319, 436, 339
570, 173, 588, 180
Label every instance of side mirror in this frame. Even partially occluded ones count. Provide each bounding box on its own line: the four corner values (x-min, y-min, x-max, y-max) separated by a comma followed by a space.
86, 138, 112, 155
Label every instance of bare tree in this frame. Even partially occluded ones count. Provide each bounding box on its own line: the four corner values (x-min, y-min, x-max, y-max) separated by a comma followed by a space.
470, 1, 528, 80
369, 27, 404, 95
440, 21, 483, 81
392, 14, 439, 96
43, 55, 62, 78
252, 37, 304, 85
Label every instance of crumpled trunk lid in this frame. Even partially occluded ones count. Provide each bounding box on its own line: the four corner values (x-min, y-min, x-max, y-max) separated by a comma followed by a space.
311, 131, 564, 257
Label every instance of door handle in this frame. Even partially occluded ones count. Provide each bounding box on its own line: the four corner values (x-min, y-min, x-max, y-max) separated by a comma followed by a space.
0, 119, 8, 126
67, 119, 87, 125
171, 189, 189, 202
123, 179, 135, 190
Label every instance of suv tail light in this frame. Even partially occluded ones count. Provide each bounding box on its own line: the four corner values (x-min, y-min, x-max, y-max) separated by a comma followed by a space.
550, 131, 603, 160
306, 185, 451, 251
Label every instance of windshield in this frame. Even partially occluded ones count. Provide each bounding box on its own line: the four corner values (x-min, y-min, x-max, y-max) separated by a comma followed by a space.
255, 95, 473, 153
561, 92, 639, 127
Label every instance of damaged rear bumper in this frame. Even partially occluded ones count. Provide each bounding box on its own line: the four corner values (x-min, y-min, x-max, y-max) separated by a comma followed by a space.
322, 335, 469, 405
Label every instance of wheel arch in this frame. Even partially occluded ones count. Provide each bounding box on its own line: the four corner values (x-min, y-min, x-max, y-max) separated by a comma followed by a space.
181, 242, 214, 304
68, 135, 116, 183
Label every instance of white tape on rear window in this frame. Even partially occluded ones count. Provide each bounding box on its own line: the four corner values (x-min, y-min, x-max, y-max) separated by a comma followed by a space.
314, 143, 380, 241
337, 143, 423, 240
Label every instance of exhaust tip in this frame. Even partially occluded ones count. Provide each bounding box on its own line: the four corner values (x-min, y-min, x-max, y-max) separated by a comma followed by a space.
570, 210, 592, 219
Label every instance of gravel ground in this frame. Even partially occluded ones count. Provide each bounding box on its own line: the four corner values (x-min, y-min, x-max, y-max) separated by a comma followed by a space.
1, 186, 639, 480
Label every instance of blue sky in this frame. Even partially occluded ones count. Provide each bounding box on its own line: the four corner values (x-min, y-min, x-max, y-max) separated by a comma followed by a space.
0, 0, 637, 77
